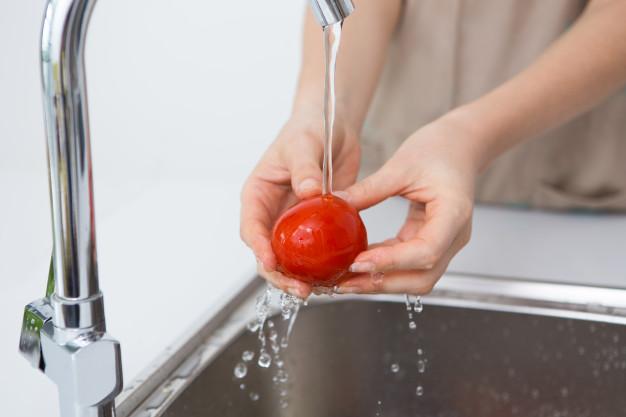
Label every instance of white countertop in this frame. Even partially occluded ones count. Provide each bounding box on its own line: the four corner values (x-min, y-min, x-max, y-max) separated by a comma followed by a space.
1, 2, 625, 417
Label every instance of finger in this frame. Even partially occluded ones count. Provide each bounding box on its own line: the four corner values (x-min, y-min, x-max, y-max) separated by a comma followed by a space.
350, 200, 470, 272
240, 180, 279, 270
257, 263, 312, 299
342, 164, 401, 210
337, 229, 469, 295
286, 138, 324, 199
337, 270, 439, 295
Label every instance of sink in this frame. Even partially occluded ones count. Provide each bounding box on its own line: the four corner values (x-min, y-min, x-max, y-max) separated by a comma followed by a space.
117, 275, 626, 417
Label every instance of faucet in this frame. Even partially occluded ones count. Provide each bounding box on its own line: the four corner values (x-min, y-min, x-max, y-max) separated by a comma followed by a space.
309, 0, 354, 27
18, 0, 353, 416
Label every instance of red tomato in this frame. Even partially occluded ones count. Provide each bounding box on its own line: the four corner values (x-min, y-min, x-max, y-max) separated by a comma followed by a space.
271, 194, 368, 286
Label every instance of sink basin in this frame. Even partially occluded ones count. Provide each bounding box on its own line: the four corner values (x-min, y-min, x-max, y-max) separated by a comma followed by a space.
118, 275, 626, 417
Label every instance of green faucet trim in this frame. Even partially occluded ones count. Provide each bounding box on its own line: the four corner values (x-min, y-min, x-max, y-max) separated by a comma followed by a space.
46, 256, 54, 297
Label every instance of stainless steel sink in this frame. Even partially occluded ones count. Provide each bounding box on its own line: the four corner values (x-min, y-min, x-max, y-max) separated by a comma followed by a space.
117, 274, 626, 417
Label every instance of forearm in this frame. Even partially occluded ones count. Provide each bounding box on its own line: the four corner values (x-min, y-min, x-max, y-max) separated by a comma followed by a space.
293, 0, 402, 131
451, 0, 626, 171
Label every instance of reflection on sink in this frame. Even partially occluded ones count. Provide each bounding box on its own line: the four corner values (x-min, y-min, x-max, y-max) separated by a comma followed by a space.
157, 299, 626, 417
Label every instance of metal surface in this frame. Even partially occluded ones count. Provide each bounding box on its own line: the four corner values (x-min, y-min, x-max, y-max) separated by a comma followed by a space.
19, 0, 123, 416
19, 298, 54, 370
309, 0, 354, 27
117, 274, 626, 417
42, 321, 122, 417
160, 300, 626, 417
42, 0, 104, 331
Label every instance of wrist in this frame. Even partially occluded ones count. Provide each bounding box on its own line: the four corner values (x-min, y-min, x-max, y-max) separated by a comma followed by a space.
440, 104, 501, 174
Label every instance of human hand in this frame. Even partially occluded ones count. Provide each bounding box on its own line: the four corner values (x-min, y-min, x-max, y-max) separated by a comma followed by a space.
240, 113, 360, 299
336, 116, 478, 295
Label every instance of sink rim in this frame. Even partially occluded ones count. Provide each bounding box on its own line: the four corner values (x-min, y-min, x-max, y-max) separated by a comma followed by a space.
116, 273, 626, 417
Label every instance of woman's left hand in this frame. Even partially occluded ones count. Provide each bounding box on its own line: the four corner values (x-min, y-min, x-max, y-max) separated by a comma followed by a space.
336, 114, 479, 295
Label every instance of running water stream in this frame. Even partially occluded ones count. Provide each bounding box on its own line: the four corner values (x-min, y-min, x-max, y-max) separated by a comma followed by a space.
322, 21, 342, 195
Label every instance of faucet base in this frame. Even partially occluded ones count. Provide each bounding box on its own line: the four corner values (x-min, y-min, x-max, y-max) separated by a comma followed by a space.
41, 321, 123, 417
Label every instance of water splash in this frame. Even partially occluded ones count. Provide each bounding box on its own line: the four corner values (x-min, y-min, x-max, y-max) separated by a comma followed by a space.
235, 286, 306, 409
404, 294, 427, 399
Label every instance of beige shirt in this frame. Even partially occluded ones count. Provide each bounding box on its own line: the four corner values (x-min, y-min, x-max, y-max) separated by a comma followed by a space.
362, 0, 626, 211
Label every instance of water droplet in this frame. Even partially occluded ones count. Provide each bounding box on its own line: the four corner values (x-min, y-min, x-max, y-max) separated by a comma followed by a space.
239, 383, 245, 390
280, 388, 289, 397
414, 296, 424, 313
233, 362, 247, 379
417, 359, 426, 373
276, 369, 289, 383
242, 350, 255, 362
408, 321, 417, 330
247, 321, 260, 332
405, 294, 412, 311
258, 351, 272, 368
280, 336, 289, 349
269, 329, 278, 342
390, 363, 400, 373
417, 348, 423, 356
416, 385, 424, 396
276, 359, 285, 368
279, 399, 289, 409
267, 320, 274, 329
249, 392, 260, 401
377, 400, 382, 405
280, 292, 299, 320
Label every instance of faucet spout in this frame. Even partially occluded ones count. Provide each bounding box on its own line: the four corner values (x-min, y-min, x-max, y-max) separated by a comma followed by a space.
42, 0, 104, 331
309, 0, 355, 27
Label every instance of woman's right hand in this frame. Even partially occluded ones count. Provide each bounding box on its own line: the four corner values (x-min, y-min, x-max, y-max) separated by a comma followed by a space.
240, 113, 360, 299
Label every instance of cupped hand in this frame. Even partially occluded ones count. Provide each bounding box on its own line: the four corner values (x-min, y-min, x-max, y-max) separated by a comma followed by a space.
240, 114, 360, 299
336, 117, 478, 295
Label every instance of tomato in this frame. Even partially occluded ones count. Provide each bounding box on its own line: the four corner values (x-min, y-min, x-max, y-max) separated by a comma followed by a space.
271, 194, 368, 286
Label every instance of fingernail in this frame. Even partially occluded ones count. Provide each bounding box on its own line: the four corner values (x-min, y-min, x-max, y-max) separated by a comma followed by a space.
288, 287, 303, 298
298, 178, 319, 194
349, 262, 375, 273
333, 190, 350, 202
336, 286, 360, 294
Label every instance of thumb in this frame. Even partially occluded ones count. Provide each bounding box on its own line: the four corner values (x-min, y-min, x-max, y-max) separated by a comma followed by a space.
288, 150, 323, 200
344, 165, 400, 210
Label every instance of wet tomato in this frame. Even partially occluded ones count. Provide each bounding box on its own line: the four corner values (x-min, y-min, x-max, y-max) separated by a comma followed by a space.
271, 194, 368, 286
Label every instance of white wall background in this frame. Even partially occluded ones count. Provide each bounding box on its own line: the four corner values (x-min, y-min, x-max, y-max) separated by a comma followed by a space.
1, 1, 626, 417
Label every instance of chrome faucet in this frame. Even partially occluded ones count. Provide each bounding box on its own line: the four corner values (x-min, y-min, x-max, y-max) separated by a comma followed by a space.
309, 0, 354, 27
19, 0, 121, 416
19, 0, 353, 416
